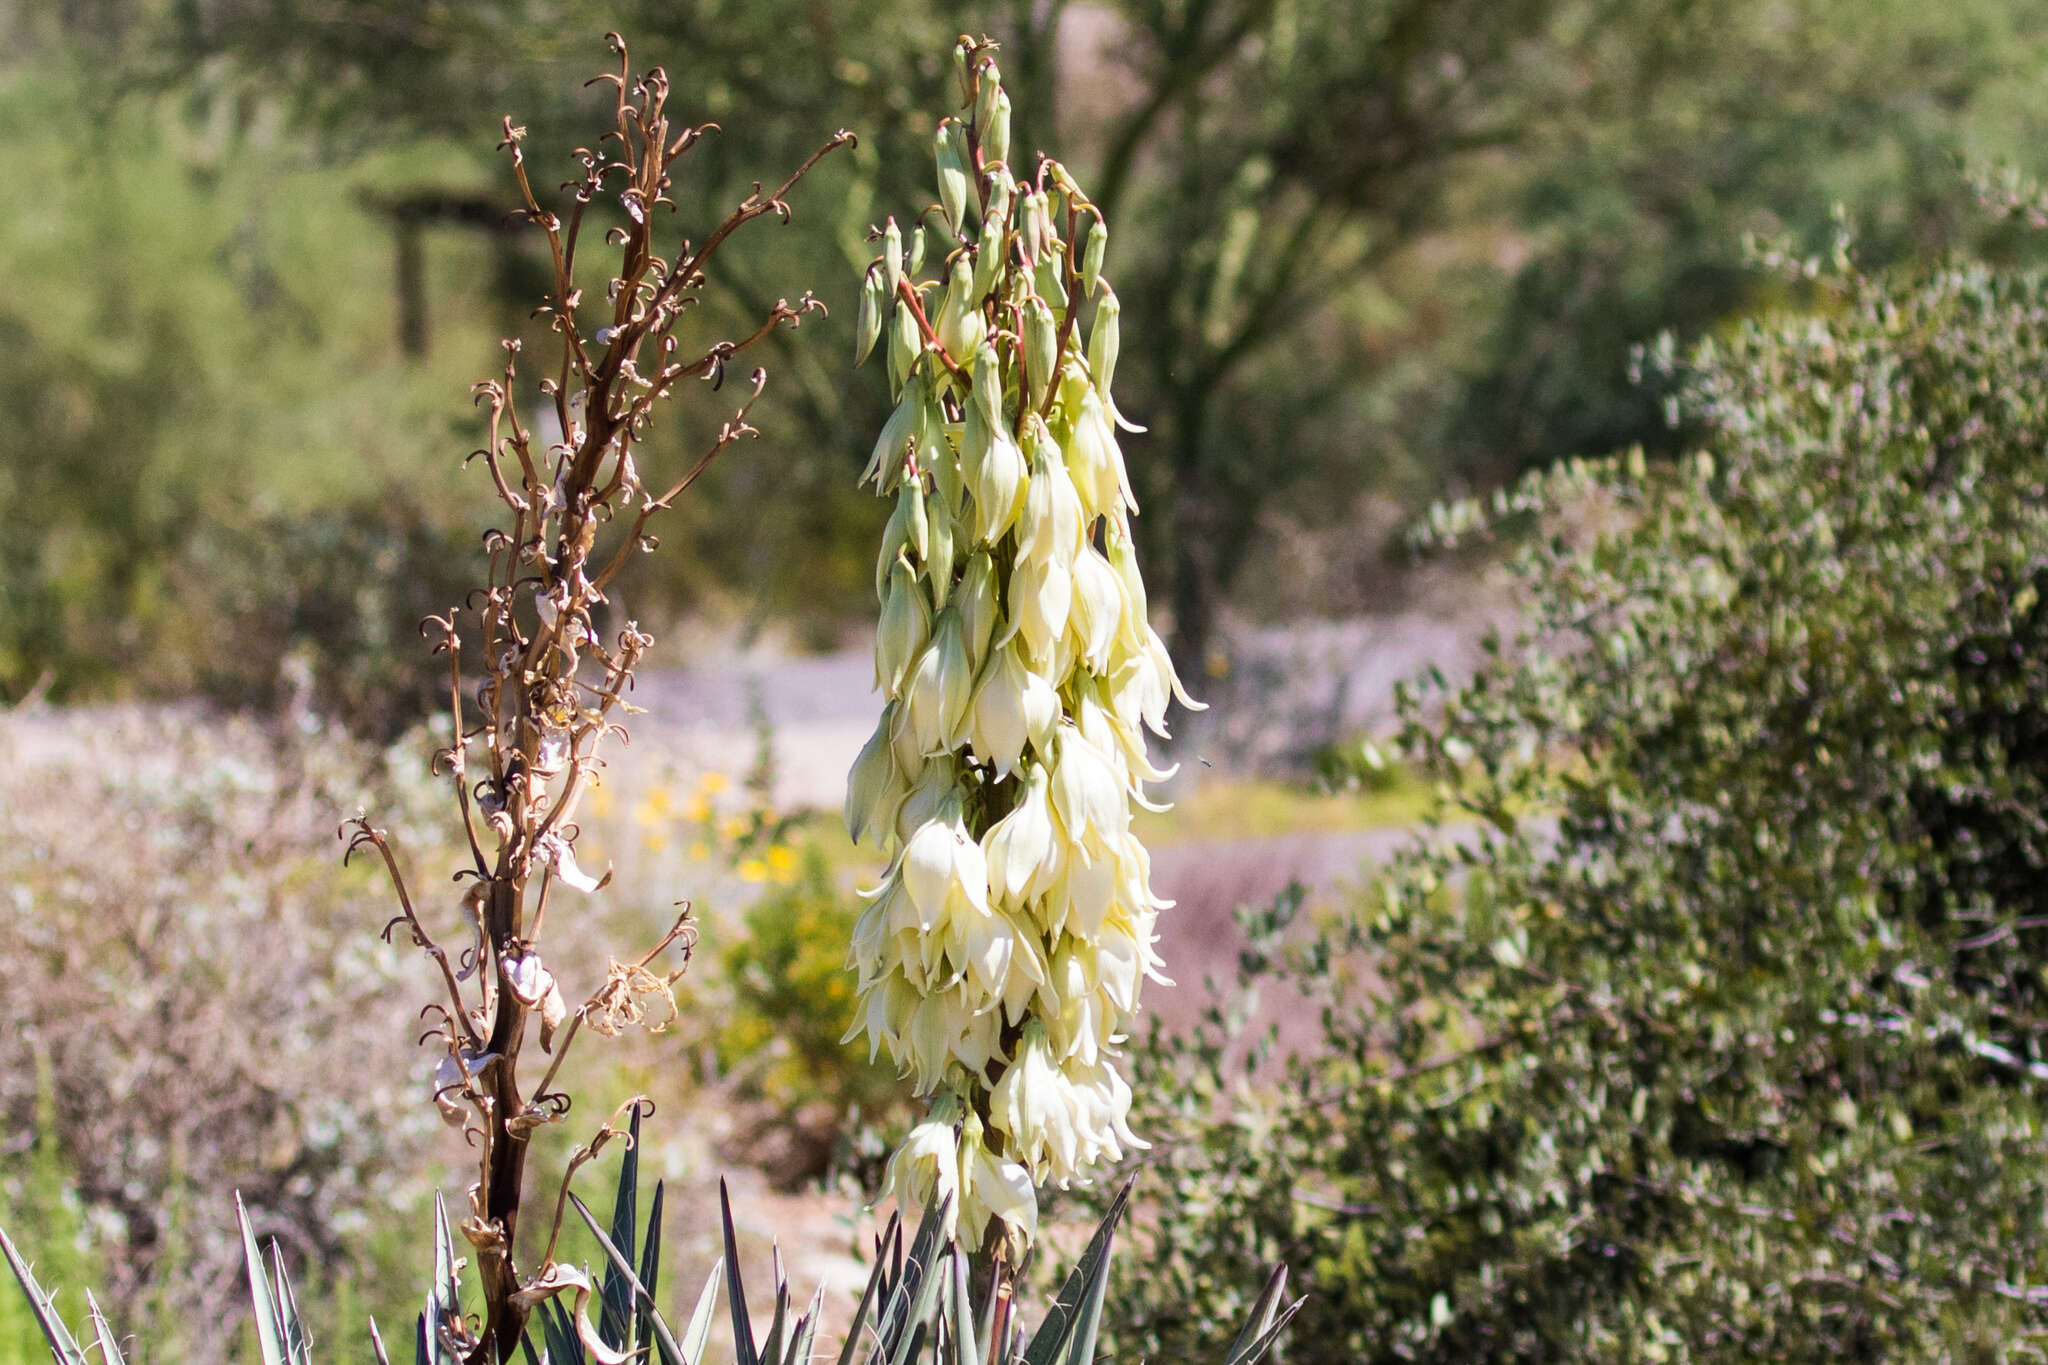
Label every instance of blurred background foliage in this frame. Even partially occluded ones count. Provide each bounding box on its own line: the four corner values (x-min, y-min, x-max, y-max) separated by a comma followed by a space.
8, 0, 2048, 711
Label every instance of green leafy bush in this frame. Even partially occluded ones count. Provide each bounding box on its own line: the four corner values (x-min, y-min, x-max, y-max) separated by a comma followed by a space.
1112, 238, 2048, 1359
711, 844, 910, 1182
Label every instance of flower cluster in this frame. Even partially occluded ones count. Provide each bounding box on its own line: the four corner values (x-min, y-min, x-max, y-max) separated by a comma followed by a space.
844, 38, 1195, 1252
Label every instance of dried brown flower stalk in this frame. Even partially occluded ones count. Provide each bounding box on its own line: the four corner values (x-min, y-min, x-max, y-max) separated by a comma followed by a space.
342, 35, 851, 1364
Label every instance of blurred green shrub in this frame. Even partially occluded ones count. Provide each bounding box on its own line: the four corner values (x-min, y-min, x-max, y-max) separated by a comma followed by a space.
1106, 236, 2048, 1360
711, 844, 909, 1185
1307, 737, 1410, 796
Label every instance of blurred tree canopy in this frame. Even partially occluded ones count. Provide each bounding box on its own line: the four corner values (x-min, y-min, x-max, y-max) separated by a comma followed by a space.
4, 0, 2048, 709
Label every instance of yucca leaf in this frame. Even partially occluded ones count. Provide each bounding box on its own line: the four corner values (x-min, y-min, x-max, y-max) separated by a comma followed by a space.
635, 1179, 666, 1358
269, 1239, 314, 1365
759, 1247, 789, 1365
678, 1260, 723, 1365
885, 1219, 949, 1365
237, 1195, 290, 1365
1223, 1266, 1289, 1365
540, 1295, 581, 1365
873, 1199, 947, 1364
719, 1179, 759, 1365
0, 1221, 90, 1365
946, 1248, 978, 1365
368, 1315, 393, 1365
783, 1286, 826, 1365
424, 1194, 463, 1365
898, 1319, 928, 1365
1221, 1295, 1306, 1365
1021, 1180, 1131, 1365
1057, 1229, 1114, 1365
832, 1212, 899, 1365
597, 1109, 641, 1351
84, 1291, 127, 1365
567, 1192, 690, 1365
519, 1328, 545, 1365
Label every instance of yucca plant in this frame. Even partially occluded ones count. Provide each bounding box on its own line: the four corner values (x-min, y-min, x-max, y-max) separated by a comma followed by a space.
2, 1197, 314, 1365
418, 1104, 1301, 1365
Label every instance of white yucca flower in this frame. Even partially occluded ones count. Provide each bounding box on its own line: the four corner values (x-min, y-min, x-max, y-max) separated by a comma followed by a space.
846, 41, 1198, 1256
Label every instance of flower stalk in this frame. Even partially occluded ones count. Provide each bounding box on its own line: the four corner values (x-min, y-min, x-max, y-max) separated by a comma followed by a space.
846, 35, 1197, 1281
347, 37, 850, 1363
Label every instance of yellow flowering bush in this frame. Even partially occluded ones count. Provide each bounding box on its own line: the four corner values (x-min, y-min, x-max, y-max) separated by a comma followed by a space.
844, 38, 1195, 1255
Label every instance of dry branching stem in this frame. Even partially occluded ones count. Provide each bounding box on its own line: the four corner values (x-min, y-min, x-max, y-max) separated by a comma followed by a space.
345, 34, 850, 1363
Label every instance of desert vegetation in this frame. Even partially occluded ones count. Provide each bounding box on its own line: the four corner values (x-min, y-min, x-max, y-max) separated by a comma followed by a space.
14, 2, 2048, 1363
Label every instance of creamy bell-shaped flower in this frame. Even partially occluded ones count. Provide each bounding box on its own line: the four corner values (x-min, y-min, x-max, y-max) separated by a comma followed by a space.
903, 984, 1002, 1092
843, 966, 919, 1063
972, 415, 1027, 542
1067, 546, 1124, 674
845, 708, 910, 847
1037, 936, 1108, 1067
1062, 380, 1134, 521
982, 760, 1065, 909
876, 556, 932, 697
904, 609, 973, 756
1076, 683, 1176, 787
969, 640, 1057, 778
1050, 724, 1130, 857
1040, 845, 1116, 940
991, 1024, 1082, 1182
1011, 553, 1072, 667
1104, 521, 1149, 641
1063, 1052, 1147, 1167
957, 1113, 1037, 1248
945, 903, 1047, 1021
886, 1099, 964, 1232
1017, 422, 1083, 569
898, 799, 991, 927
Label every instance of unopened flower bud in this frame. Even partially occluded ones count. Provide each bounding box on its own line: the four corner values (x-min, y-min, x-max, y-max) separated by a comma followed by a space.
856, 267, 886, 366
888, 294, 921, 390
863, 373, 925, 489
936, 255, 986, 359
1081, 217, 1107, 296
936, 121, 971, 232
846, 706, 909, 847
959, 550, 999, 668
876, 557, 932, 696
1035, 252, 1067, 311
922, 482, 957, 606
973, 61, 1003, 142
1025, 295, 1058, 405
973, 219, 1004, 298
1018, 421, 1083, 569
883, 217, 904, 298
905, 609, 973, 755
983, 88, 1013, 167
